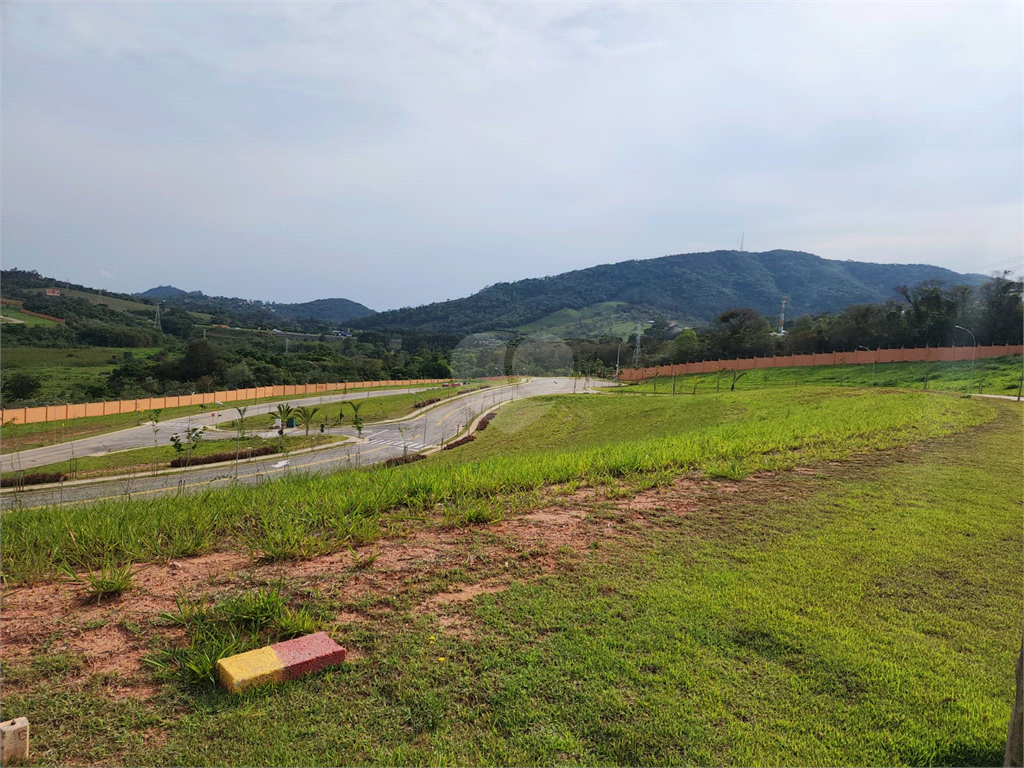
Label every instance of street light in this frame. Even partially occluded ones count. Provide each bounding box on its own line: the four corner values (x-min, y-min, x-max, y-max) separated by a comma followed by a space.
187, 391, 196, 430
857, 346, 876, 388
953, 325, 977, 396
215, 401, 224, 428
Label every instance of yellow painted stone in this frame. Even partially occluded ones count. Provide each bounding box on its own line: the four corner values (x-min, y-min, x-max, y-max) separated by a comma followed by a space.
216, 646, 285, 693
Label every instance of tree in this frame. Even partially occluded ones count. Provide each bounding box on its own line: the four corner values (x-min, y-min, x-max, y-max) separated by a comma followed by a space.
274, 403, 295, 434
671, 328, 698, 362
713, 308, 773, 358
349, 401, 364, 438
294, 405, 320, 436
1, 372, 41, 405
224, 361, 255, 389
976, 272, 1023, 345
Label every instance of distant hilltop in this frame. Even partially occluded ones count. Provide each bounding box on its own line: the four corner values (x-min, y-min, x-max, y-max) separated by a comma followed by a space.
136, 285, 189, 300
134, 288, 376, 327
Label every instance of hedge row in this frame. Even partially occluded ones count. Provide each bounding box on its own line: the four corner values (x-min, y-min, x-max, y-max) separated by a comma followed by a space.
169, 445, 278, 468
0, 472, 68, 488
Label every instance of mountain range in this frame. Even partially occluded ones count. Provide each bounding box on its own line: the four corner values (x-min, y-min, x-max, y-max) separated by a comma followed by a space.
348, 250, 986, 335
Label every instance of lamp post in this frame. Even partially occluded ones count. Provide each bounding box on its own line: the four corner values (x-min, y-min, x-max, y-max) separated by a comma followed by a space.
953, 325, 977, 396
215, 401, 224, 428
187, 391, 196, 431
857, 346, 876, 388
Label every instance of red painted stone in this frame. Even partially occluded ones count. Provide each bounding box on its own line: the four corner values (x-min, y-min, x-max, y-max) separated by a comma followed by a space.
271, 632, 346, 681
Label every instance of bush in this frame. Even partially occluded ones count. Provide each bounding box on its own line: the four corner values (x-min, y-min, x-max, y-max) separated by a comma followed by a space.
442, 434, 475, 450
382, 454, 426, 468
169, 445, 277, 468
0, 472, 68, 488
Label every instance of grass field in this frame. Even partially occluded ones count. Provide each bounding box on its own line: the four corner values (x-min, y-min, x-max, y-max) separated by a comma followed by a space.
1, 347, 164, 412
0, 390, 1018, 765
1, 347, 165, 369
621, 354, 1023, 397
0, 305, 61, 327
23, 288, 155, 314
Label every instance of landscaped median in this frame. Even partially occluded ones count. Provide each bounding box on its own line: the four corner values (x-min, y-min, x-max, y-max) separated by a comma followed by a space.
0, 434, 346, 487
216, 632, 346, 693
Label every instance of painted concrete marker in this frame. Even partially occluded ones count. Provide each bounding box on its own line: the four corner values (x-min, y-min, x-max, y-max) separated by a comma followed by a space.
0, 717, 30, 763
216, 632, 346, 693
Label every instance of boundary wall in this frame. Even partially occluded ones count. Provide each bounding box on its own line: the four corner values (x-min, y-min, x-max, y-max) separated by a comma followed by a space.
618, 343, 1023, 382
0, 379, 451, 427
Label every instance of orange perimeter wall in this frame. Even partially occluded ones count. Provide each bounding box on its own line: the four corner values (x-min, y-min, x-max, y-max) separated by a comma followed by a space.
618, 343, 1023, 381
0, 379, 452, 427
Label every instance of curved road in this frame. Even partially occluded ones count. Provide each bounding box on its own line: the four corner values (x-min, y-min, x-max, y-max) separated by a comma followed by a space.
1, 384, 443, 474
1, 378, 604, 511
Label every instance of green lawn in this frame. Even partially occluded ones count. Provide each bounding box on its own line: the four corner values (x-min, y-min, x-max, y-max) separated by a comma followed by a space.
0, 393, 1018, 765
622, 354, 1022, 397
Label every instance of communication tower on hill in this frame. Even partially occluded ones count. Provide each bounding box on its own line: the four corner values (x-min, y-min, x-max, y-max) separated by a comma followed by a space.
778, 295, 788, 335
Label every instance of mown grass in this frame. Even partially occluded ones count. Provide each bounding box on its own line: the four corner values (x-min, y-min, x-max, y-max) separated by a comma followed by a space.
1, 434, 343, 482
427, 392, 749, 463
2, 399, 1018, 766
621, 354, 1022, 396
0, 388, 994, 585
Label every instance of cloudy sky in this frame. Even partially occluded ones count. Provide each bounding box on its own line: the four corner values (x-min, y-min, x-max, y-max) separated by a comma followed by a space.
3, 1, 1020, 309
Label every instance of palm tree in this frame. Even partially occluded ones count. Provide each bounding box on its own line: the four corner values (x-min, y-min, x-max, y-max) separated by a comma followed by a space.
348, 401, 364, 438
294, 405, 320, 436
274, 403, 294, 433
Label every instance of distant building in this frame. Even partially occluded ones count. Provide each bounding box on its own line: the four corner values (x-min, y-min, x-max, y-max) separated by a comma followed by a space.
45, 288, 61, 296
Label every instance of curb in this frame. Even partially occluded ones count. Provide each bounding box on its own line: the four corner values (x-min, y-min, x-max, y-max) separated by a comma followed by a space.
216, 632, 346, 693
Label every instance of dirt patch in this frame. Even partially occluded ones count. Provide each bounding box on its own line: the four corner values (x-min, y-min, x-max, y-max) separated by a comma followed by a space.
421, 580, 507, 608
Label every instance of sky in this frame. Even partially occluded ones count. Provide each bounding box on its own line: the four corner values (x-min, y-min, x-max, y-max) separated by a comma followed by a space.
2, 1, 1021, 310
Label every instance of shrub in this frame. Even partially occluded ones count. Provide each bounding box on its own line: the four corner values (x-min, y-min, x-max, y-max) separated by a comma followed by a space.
169, 445, 277, 467
0, 472, 68, 488
382, 454, 426, 468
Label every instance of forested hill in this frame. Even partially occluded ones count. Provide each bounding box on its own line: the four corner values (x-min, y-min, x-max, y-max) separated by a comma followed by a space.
352, 250, 986, 333
135, 289, 375, 327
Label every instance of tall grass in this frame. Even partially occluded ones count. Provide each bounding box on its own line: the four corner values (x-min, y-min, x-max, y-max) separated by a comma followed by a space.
0, 389, 994, 584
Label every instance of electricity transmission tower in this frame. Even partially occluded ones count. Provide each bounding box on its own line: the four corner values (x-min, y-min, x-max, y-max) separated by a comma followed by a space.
631, 321, 643, 368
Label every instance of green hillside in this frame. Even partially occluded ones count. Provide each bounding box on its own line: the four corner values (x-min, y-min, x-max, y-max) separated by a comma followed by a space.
352, 250, 986, 335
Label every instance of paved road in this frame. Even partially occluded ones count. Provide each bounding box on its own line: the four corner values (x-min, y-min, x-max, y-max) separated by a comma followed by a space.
1, 378, 606, 510
1, 384, 442, 474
